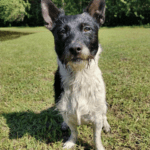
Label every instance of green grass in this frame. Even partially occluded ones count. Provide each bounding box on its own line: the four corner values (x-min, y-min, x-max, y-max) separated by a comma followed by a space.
0, 26, 150, 150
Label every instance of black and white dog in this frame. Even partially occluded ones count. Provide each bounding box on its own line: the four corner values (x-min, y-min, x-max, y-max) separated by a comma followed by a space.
41, 0, 110, 149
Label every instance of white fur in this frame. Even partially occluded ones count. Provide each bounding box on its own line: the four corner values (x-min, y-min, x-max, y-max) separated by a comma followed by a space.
56, 45, 110, 150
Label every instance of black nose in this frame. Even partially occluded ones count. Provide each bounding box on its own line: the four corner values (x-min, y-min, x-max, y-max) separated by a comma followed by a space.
69, 44, 82, 55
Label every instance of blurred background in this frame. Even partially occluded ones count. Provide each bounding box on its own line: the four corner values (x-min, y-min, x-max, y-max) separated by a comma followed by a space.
0, 0, 150, 27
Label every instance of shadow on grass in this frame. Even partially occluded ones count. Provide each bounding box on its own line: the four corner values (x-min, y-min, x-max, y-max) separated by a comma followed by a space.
2, 106, 93, 149
0, 31, 33, 41
2, 107, 65, 143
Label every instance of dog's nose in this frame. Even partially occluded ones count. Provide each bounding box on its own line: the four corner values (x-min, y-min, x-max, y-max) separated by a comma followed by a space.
69, 45, 82, 55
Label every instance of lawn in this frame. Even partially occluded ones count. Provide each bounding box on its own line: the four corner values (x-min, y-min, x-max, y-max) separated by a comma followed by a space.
0, 26, 150, 150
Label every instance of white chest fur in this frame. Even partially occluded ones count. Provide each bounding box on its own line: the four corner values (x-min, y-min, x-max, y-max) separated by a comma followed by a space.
56, 46, 107, 125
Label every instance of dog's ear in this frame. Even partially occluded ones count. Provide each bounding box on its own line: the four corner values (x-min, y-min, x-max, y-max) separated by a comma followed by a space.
85, 0, 105, 26
41, 0, 60, 30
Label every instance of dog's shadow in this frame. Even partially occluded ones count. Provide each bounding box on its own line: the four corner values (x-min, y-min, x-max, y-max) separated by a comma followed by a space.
2, 106, 93, 149
2, 107, 67, 143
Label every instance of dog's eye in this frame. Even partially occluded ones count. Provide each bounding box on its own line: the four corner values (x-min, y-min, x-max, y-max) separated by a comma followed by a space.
59, 29, 66, 35
83, 27, 92, 32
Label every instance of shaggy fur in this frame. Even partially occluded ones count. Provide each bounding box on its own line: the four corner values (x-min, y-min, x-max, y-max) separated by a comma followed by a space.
41, 0, 110, 149
56, 45, 110, 149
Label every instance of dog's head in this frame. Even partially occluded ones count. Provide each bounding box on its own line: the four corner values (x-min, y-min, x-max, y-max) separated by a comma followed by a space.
41, 0, 105, 71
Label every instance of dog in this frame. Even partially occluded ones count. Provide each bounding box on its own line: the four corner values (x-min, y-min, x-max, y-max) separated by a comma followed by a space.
41, 0, 110, 149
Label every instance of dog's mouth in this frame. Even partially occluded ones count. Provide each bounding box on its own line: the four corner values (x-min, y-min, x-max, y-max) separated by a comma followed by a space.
64, 55, 95, 71
59, 54, 95, 71
71, 57, 83, 62
71, 54, 94, 63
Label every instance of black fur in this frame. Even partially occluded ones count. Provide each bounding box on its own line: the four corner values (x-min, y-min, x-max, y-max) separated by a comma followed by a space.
51, 13, 99, 64
54, 68, 63, 103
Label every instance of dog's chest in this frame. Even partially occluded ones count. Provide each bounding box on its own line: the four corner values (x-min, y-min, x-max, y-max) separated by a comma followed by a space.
56, 64, 105, 124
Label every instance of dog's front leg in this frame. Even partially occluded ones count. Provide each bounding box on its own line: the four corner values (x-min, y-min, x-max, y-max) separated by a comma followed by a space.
93, 117, 105, 150
63, 122, 77, 149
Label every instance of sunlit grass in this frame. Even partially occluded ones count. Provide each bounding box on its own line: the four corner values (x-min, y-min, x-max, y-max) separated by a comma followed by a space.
0, 26, 150, 149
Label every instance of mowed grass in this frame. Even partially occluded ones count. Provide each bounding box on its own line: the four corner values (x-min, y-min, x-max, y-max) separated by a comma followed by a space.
0, 26, 150, 150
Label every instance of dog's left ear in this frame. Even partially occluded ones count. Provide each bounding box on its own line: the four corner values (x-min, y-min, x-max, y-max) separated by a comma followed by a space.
85, 0, 105, 26
41, 0, 60, 30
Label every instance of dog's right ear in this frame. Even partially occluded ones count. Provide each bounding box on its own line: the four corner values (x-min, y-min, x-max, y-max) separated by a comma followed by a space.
41, 0, 60, 30
85, 0, 106, 26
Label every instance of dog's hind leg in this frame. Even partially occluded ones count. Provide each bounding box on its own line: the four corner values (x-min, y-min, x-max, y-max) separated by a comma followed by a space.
63, 122, 77, 149
93, 115, 105, 150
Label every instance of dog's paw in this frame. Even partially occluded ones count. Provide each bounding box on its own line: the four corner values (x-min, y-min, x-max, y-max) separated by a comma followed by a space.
63, 141, 75, 149
96, 146, 105, 150
103, 122, 111, 133
61, 122, 68, 131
